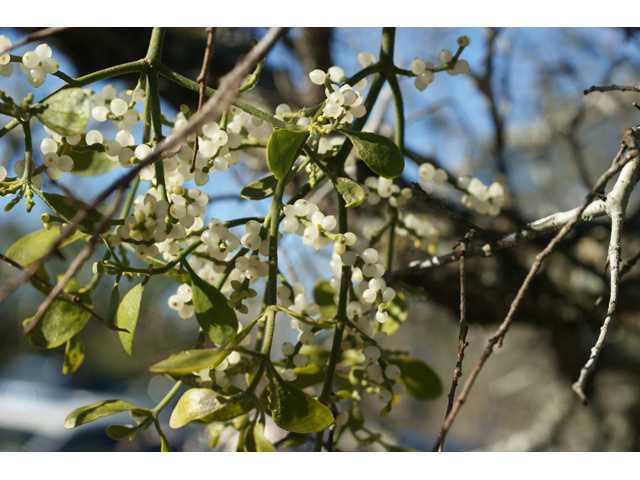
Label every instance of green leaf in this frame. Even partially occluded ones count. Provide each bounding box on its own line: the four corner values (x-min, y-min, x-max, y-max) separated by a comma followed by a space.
207, 423, 225, 450
387, 357, 442, 400
334, 177, 365, 208
347, 400, 364, 433
104, 282, 127, 332
266, 364, 333, 434
169, 389, 253, 429
241, 175, 278, 200
64, 134, 118, 176
40, 192, 107, 235
6, 226, 81, 266
266, 129, 309, 180
150, 348, 225, 376
290, 365, 325, 389
118, 283, 144, 355
26, 278, 92, 349
65, 399, 138, 429
313, 280, 338, 320
379, 292, 408, 336
105, 424, 141, 441
343, 130, 404, 179
300, 346, 330, 367
35, 88, 90, 136
253, 423, 276, 452
187, 264, 238, 346
62, 336, 84, 374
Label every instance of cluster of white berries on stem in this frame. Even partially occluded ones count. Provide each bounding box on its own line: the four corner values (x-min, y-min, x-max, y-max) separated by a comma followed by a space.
410, 35, 471, 92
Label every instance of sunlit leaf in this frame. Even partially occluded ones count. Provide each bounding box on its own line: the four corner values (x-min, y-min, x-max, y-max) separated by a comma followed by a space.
379, 292, 408, 336
35, 88, 90, 136
26, 278, 92, 349
387, 357, 442, 400
313, 280, 338, 320
118, 283, 144, 355
6, 226, 81, 266
187, 263, 238, 346
253, 423, 276, 452
65, 400, 138, 429
150, 348, 225, 375
170, 389, 253, 429
266, 129, 308, 180
343, 130, 404, 179
266, 364, 333, 434
241, 174, 278, 200
62, 336, 84, 374
334, 177, 365, 208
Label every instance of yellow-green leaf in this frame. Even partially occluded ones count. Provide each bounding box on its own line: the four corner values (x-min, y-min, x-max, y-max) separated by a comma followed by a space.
266, 364, 333, 434
170, 389, 253, 429
65, 400, 138, 429
266, 129, 309, 180
6, 227, 81, 266
62, 336, 84, 374
379, 292, 408, 336
118, 283, 144, 355
150, 348, 225, 375
105, 424, 141, 441
26, 278, 92, 349
344, 130, 404, 179
334, 177, 365, 208
35, 88, 90, 136
289, 365, 325, 389
313, 280, 338, 320
253, 423, 276, 452
387, 357, 442, 400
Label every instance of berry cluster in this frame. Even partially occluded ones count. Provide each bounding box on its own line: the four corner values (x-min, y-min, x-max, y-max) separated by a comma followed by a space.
410, 35, 471, 92
0, 36, 60, 86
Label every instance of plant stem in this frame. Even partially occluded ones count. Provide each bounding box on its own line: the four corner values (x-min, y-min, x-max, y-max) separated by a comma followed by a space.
152, 379, 183, 415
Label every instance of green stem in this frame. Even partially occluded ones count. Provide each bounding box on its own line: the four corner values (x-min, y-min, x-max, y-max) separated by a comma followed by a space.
314, 193, 350, 452
21, 120, 33, 184
379, 27, 396, 65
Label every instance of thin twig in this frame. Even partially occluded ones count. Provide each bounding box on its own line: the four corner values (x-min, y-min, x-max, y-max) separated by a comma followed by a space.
436, 231, 473, 452
583, 84, 640, 95
0, 252, 105, 324
433, 141, 639, 450
191, 27, 216, 173
411, 182, 494, 240
0, 27, 69, 57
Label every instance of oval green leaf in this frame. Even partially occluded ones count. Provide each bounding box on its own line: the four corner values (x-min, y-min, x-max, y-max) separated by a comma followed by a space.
335, 177, 365, 208
253, 423, 276, 452
187, 263, 238, 346
40, 192, 107, 235
344, 130, 404, 179
6, 226, 81, 266
65, 399, 138, 429
118, 283, 144, 355
26, 278, 92, 349
63, 135, 118, 176
267, 364, 333, 434
170, 389, 253, 429
289, 365, 325, 389
387, 357, 442, 400
241, 174, 278, 200
266, 129, 309, 180
313, 280, 338, 320
63, 336, 85, 374
35, 88, 90, 136
347, 400, 365, 433
150, 348, 225, 375
379, 292, 408, 336
106, 424, 141, 441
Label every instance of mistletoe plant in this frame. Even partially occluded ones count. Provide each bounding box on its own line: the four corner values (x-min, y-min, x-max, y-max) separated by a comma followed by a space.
0, 27, 489, 452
